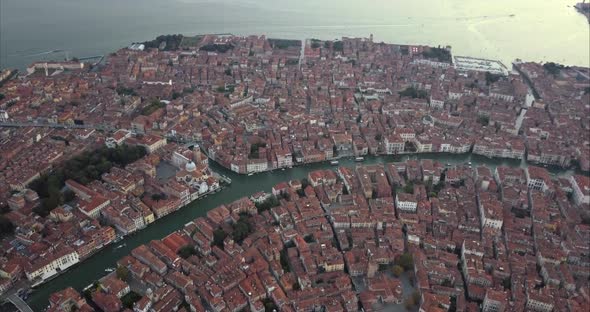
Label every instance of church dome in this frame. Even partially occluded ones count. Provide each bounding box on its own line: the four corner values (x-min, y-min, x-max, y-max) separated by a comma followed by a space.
185, 161, 197, 172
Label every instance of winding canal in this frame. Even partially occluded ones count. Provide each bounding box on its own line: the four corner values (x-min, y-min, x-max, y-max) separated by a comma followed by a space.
26, 152, 577, 311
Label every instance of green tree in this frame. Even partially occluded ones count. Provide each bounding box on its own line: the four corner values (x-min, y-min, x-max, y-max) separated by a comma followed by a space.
395, 253, 414, 271
120, 291, 142, 309
249, 142, 266, 159
268, 39, 300, 49
151, 193, 167, 201
403, 182, 414, 194
200, 43, 235, 53
399, 86, 427, 99
30, 144, 147, 216
543, 62, 564, 76
142, 34, 184, 51
141, 99, 166, 115
404, 292, 421, 310
0, 216, 15, 238
116, 266, 129, 281
178, 245, 196, 259
232, 216, 253, 244
280, 249, 291, 272
301, 178, 311, 190
83, 282, 100, 301
485, 72, 501, 85
502, 277, 511, 290
255, 195, 280, 213
392, 265, 404, 277
263, 298, 278, 312
422, 47, 451, 62
116, 87, 137, 96
213, 229, 227, 248
412, 291, 421, 304
62, 189, 76, 203
36, 195, 60, 217
477, 115, 490, 125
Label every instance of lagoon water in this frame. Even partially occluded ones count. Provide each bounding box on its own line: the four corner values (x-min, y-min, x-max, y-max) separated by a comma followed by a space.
1, 0, 589, 69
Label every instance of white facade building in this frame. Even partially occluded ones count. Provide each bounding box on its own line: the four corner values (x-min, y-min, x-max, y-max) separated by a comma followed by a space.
26, 249, 80, 284
570, 175, 590, 205
395, 194, 417, 213
247, 159, 268, 173
384, 136, 404, 154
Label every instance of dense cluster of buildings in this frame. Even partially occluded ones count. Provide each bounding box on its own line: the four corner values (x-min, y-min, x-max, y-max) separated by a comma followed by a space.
0, 35, 587, 188
43, 159, 590, 312
0, 33, 588, 310
0, 136, 221, 292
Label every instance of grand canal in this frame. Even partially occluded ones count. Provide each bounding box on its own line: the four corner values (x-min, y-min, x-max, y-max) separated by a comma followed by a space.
25, 152, 577, 310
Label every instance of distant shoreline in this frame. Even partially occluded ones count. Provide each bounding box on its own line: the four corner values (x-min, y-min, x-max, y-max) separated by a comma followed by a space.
6, 30, 590, 72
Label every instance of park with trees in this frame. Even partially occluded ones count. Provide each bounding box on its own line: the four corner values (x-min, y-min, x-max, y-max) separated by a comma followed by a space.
30, 144, 147, 217
422, 46, 452, 63
398, 86, 428, 99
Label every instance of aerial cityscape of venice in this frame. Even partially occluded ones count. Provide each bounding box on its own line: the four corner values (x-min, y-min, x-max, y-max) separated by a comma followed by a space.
0, 1, 589, 312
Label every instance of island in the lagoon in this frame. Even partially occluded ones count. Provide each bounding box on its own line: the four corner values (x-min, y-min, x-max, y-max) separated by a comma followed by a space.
0, 34, 588, 312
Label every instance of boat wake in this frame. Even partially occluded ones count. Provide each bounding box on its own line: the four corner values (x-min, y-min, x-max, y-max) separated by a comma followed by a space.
14, 50, 64, 57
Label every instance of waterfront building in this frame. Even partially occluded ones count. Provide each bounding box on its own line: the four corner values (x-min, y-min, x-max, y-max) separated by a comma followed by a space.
570, 174, 590, 205
25, 248, 80, 284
